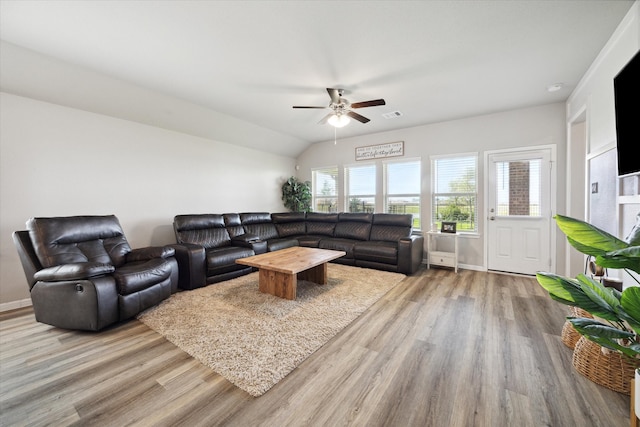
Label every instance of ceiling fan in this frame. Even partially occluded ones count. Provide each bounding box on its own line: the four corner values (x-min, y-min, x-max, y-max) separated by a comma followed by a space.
293, 88, 386, 127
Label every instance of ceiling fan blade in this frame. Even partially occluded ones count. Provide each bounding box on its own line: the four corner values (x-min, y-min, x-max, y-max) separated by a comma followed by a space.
326, 88, 341, 103
318, 113, 333, 125
347, 111, 370, 123
350, 99, 386, 109
293, 106, 327, 109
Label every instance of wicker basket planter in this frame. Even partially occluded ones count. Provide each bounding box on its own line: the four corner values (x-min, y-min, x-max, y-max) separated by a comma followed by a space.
572, 336, 639, 395
561, 307, 593, 349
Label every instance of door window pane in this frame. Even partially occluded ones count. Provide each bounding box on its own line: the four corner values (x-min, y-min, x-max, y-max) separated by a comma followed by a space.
495, 159, 541, 216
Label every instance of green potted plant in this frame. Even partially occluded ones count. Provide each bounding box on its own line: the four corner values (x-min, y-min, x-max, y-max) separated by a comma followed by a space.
536, 214, 640, 359
281, 176, 312, 212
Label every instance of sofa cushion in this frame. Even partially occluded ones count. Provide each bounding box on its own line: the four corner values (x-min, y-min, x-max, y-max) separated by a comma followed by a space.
223, 213, 245, 238
334, 213, 373, 241
113, 258, 172, 295
240, 212, 272, 224
318, 238, 356, 259
272, 212, 307, 237
174, 214, 232, 249
27, 215, 131, 268
206, 246, 255, 275
267, 237, 299, 252
275, 222, 305, 237
370, 214, 412, 242
241, 212, 279, 240
306, 212, 338, 236
297, 236, 322, 247
34, 262, 115, 281
354, 241, 398, 265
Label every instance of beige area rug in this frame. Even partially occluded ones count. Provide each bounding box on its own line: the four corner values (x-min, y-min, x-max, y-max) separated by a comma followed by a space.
137, 263, 405, 397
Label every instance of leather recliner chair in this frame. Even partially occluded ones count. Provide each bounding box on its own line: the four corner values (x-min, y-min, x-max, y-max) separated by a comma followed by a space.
12, 215, 179, 331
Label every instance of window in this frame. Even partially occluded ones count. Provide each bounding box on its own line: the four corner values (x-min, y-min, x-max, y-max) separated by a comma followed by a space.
494, 159, 541, 216
312, 166, 338, 212
431, 154, 477, 232
345, 163, 376, 213
385, 159, 421, 229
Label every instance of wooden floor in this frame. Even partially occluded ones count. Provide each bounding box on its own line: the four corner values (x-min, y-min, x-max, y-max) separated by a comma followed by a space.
0, 267, 631, 426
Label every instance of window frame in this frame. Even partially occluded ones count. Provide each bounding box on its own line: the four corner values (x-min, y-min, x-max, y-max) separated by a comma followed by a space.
344, 162, 377, 213
430, 152, 478, 233
383, 158, 422, 230
311, 166, 339, 213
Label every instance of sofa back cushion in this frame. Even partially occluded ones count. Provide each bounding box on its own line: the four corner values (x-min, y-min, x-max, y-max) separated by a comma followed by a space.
335, 213, 373, 240
173, 214, 231, 249
223, 213, 245, 238
306, 212, 338, 236
370, 214, 412, 242
27, 215, 131, 268
240, 212, 279, 240
271, 212, 306, 237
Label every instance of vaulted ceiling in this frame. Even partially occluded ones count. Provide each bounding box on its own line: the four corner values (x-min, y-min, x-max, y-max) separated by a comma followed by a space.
0, 1, 634, 157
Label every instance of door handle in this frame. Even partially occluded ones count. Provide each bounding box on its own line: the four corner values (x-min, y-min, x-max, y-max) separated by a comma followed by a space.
490, 216, 495, 221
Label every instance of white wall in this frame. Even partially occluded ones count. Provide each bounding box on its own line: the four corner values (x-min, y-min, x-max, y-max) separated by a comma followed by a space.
296, 102, 567, 271
566, 1, 639, 286
567, 2, 639, 155
0, 92, 296, 308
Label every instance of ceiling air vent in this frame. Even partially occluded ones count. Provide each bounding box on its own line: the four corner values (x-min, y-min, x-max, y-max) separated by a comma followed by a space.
382, 111, 402, 119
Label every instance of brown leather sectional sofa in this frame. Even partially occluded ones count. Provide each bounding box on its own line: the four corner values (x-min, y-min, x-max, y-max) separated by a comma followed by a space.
172, 212, 424, 289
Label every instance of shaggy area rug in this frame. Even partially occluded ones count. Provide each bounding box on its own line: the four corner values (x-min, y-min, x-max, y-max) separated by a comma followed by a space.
137, 263, 405, 397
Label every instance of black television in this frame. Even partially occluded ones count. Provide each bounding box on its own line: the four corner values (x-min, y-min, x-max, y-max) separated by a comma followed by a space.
613, 49, 640, 177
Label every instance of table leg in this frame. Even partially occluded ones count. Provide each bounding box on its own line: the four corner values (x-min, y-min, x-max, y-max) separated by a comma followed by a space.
259, 269, 296, 300
298, 263, 327, 284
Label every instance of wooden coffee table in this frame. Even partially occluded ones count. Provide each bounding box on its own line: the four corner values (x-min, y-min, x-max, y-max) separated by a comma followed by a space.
235, 246, 346, 300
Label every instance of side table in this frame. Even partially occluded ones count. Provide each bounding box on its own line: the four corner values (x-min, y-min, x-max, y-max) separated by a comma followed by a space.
425, 231, 459, 273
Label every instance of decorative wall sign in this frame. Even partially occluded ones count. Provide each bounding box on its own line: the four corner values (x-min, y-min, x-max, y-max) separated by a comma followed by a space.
355, 141, 404, 161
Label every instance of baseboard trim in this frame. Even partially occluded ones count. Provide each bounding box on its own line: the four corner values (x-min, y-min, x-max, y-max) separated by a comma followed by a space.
0, 298, 32, 313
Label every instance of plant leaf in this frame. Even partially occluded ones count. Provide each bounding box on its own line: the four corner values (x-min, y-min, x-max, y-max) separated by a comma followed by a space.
575, 274, 621, 322
597, 246, 640, 274
536, 272, 581, 303
620, 286, 640, 333
536, 272, 618, 320
569, 317, 634, 340
555, 214, 629, 256
569, 317, 639, 358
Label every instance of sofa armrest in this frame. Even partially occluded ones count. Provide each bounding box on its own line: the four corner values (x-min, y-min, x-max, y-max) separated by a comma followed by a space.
127, 246, 176, 262
169, 243, 206, 290
232, 233, 261, 243
231, 234, 267, 254
33, 262, 115, 282
397, 234, 424, 275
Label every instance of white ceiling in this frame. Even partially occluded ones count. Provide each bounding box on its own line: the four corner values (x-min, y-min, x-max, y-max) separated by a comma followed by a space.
0, 1, 635, 157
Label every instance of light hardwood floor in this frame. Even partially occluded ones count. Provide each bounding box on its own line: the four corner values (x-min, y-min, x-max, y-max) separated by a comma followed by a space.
0, 267, 631, 426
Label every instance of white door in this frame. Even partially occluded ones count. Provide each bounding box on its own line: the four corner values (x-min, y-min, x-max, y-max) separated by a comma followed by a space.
487, 148, 553, 275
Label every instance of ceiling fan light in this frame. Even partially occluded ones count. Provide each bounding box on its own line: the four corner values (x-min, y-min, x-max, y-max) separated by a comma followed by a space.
328, 114, 350, 128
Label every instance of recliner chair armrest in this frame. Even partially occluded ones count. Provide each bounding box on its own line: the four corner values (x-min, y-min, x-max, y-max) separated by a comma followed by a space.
33, 262, 115, 282
30, 276, 119, 331
169, 243, 206, 290
127, 246, 176, 262
397, 234, 424, 275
